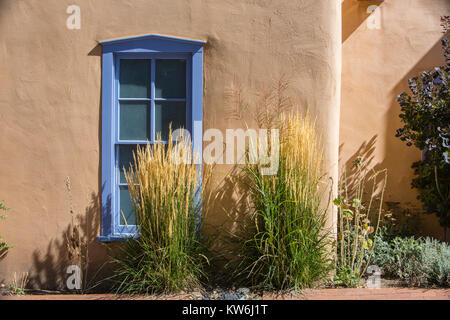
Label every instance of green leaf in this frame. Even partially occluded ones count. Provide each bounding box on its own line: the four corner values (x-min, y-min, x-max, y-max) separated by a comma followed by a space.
342, 209, 353, 219
363, 239, 373, 249
352, 199, 361, 208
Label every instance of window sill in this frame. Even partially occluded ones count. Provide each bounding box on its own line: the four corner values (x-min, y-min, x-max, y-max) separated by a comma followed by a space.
96, 234, 137, 242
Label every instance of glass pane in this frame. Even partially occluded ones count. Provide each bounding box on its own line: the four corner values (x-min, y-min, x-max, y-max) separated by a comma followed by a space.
118, 144, 138, 184
119, 59, 150, 98
155, 59, 186, 98
118, 144, 147, 184
119, 101, 150, 140
119, 186, 136, 225
155, 101, 186, 141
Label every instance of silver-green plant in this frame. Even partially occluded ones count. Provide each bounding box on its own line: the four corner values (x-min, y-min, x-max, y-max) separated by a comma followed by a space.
334, 158, 387, 287
420, 237, 450, 287
0, 201, 12, 259
369, 233, 449, 287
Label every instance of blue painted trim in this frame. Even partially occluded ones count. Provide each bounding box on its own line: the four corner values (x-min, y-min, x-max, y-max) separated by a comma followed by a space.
191, 49, 203, 161
192, 49, 204, 225
100, 52, 114, 237
101, 36, 205, 54
151, 59, 156, 142
99, 35, 204, 241
99, 34, 206, 46
97, 234, 138, 243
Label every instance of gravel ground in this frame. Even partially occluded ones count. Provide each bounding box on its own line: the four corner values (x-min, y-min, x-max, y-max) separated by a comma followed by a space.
201, 287, 260, 300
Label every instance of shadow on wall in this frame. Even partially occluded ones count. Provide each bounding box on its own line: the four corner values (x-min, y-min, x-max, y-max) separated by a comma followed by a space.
382, 36, 447, 240
340, 37, 446, 240
0, 0, 7, 24
88, 44, 102, 57
28, 191, 110, 291
339, 136, 423, 240
202, 164, 253, 285
340, 135, 387, 204
342, 0, 384, 43
28, 43, 110, 290
341, 135, 378, 172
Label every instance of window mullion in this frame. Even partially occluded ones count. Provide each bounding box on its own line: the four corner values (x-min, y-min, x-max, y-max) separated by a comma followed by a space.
150, 58, 156, 143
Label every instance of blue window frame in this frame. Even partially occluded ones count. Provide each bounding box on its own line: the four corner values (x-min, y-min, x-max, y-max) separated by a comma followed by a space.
97, 35, 205, 241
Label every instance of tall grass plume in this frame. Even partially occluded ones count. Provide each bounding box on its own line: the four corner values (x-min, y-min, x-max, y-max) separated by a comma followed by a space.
233, 113, 333, 290
108, 129, 207, 294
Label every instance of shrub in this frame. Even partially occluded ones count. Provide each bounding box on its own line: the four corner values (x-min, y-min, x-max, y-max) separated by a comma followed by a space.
334, 158, 387, 287
0, 201, 12, 259
395, 16, 450, 240
369, 230, 450, 287
384, 236, 424, 284
107, 129, 207, 294
418, 238, 450, 287
233, 113, 333, 291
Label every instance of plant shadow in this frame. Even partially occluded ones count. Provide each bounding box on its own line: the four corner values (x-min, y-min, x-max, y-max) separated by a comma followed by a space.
27, 191, 112, 292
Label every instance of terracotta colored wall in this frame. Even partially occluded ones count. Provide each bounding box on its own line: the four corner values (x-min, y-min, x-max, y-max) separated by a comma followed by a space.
0, 0, 341, 289
341, 0, 450, 240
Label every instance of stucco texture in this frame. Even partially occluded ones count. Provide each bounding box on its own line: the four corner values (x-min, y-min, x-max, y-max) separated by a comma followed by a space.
341, 0, 450, 240
0, 0, 341, 289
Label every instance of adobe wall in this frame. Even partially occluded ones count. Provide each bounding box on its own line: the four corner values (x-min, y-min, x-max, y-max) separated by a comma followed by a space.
341, 0, 450, 240
0, 0, 341, 288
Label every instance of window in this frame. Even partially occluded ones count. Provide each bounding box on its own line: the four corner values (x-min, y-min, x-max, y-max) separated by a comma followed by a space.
97, 35, 205, 241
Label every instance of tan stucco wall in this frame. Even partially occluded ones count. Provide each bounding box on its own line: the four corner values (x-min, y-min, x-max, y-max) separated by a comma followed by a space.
0, 0, 341, 289
341, 0, 450, 240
